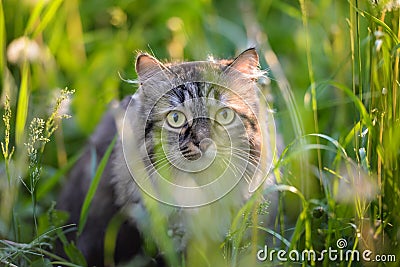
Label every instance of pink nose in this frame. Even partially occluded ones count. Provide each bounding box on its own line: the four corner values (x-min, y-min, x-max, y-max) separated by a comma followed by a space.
199, 138, 213, 152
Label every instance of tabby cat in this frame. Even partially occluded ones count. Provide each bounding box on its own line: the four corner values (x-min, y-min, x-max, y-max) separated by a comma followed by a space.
57, 48, 277, 266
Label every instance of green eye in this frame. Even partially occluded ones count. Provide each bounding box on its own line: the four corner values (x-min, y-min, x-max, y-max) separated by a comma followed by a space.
166, 111, 187, 128
215, 107, 235, 125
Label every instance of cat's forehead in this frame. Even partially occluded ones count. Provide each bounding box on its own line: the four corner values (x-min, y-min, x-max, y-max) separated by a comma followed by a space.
137, 53, 262, 118
167, 61, 226, 78
139, 60, 254, 98
136, 48, 261, 92
164, 81, 238, 107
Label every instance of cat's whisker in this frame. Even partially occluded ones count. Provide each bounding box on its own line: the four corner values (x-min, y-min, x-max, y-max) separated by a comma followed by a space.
217, 148, 259, 159
143, 159, 171, 180
221, 156, 252, 185
231, 154, 261, 173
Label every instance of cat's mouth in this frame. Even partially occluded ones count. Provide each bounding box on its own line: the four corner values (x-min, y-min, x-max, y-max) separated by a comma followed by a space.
164, 138, 217, 173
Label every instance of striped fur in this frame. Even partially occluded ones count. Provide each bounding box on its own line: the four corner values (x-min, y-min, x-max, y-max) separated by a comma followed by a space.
111, 48, 276, 262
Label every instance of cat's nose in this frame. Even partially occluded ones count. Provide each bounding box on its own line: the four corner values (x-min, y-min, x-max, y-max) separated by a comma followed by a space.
199, 138, 213, 152
191, 118, 211, 146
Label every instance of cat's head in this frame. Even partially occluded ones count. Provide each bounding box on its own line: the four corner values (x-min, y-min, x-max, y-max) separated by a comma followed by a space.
121, 48, 275, 206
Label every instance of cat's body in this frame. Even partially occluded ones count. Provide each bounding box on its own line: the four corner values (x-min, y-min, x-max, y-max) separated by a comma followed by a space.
57, 48, 277, 266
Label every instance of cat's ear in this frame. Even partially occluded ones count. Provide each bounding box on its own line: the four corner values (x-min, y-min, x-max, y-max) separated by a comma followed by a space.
227, 48, 259, 76
135, 53, 168, 80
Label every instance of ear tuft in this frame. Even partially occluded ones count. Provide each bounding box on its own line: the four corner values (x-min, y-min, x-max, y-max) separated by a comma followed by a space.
135, 53, 165, 80
228, 48, 260, 76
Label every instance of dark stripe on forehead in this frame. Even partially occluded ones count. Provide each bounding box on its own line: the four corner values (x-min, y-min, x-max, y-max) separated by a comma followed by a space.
167, 84, 186, 105
205, 84, 222, 100
183, 82, 204, 99
213, 87, 221, 100
166, 82, 206, 106
186, 86, 194, 99
194, 82, 204, 97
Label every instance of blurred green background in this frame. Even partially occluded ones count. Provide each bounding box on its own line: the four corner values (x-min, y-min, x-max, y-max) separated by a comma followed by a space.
1, 0, 400, 266
2, 0, 357, 162
2, 0, 352, 133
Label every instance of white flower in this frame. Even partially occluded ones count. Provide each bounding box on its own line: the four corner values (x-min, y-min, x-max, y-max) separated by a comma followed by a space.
7, 36, 41, 64
374, 31, 384, 52
372, 0, 400, 11
385, 0, 400, 11
375, 39, 383, 51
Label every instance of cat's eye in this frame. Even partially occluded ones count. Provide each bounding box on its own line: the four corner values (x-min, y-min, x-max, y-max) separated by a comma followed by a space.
166, 111, 187, 128
215, 107, 235, 125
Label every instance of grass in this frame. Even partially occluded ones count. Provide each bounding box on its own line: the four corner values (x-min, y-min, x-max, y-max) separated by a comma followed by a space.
1, 0, 400, 266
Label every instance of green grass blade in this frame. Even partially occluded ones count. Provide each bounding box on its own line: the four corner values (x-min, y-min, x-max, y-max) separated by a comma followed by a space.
32, 0, 64, 38
307, 133, 348, 158
24, 0, 46, 35
350, 2, 399, 43
342, 122, 361, 148
252, 225, 291, 248
0, 0, 5, 78
78, 136, 116, 235
104, 213, 125, 266
15, 62, 30, 146
319, 80, 374, 129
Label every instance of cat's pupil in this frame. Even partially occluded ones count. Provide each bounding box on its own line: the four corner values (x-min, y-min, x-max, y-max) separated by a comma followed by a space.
221, 110, 227, 119
172, 113, 179, 122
